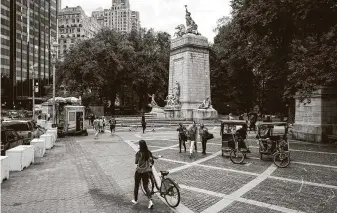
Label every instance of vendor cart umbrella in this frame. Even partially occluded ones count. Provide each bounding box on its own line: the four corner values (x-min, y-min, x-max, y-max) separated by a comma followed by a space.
48, 97, 66, 104
65, 97, 79, 103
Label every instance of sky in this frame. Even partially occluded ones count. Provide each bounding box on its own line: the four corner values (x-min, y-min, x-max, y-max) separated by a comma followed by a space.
61, 0, 232, 42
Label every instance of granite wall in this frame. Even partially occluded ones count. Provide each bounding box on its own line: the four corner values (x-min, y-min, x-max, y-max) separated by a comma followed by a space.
292, 87, 337, 143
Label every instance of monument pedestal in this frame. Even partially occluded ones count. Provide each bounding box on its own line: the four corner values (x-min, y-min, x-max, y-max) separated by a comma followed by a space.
147, 107, 165, 118
165, 33, 218, 120
164, 107, 183, 119
193, 108, 218, 120
292, 87, 337, 143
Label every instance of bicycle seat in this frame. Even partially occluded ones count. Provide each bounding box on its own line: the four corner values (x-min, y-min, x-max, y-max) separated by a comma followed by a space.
160, 171, 169, 176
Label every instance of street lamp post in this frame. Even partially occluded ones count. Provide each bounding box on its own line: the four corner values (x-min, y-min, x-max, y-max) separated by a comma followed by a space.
51, 38, 59, 125
31, 63, 38, 120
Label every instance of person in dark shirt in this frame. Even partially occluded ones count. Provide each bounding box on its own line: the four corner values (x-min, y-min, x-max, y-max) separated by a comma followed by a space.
141, 114, 146, 133
177, 123, 187, 153
109, 117, 116, 134
132, 140, 159, 209
236, 124, 251, 153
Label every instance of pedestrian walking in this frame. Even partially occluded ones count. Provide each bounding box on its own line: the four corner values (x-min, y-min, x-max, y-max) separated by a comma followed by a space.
248, 112, 258, 131
141, 114, 146, 133
132, 140, 157, 209
187, 121, 198, 156
109, 117, 116, 134
90, 114, 95, 127
177, 123, 187, 153
99, 117, 104, 133
93, 117, 99, 139
199, 124, 209, 155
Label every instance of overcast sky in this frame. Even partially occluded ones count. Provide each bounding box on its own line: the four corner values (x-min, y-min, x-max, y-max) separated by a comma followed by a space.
61, 0, 232, 42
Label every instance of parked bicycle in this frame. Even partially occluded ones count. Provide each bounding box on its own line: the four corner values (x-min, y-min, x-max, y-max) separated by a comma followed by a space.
141, 157, 181, 208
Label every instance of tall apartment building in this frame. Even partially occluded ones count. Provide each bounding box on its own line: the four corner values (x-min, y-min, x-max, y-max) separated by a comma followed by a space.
58, 6, 101, 60
91, 0, 140, 33
1, 0, 58, 109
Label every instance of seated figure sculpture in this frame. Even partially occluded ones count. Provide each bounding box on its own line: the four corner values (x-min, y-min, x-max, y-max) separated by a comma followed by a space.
198, 97, 211, 109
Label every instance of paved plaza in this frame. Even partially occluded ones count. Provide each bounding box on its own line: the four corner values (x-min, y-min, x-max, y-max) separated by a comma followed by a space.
2, 127, 337, 213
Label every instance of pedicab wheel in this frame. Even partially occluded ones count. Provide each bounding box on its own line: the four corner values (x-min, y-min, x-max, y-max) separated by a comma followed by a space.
141, 175, 155, 196
273, 152, 290, 168
162, 178, 180, 208
229, 149, 245, 164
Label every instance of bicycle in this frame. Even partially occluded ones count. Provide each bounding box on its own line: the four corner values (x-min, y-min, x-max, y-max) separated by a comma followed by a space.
141, 159, 181, 208
229, 135, 248, 164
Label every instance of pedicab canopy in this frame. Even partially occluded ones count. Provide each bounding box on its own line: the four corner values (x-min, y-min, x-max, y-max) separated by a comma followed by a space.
220, 120, 247, 135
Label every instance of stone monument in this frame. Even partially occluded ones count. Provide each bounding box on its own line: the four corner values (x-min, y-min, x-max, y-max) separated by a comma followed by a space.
164, 5, 218, 120
292, 87, 337, 143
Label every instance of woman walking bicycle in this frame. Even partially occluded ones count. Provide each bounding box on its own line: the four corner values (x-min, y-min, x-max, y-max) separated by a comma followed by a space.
132, 140, 158, 209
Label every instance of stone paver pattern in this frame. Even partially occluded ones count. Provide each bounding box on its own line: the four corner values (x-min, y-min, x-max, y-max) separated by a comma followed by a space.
2, 126, 337, 213
1, 130, 174, 213
118, 129, 337, 213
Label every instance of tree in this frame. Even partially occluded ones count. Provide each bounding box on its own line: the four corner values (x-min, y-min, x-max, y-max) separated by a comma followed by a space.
212, 0, 337, 116
57, 28, 170, 114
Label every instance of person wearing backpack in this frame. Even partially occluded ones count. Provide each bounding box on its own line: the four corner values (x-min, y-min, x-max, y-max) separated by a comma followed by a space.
132, 140, 158, 209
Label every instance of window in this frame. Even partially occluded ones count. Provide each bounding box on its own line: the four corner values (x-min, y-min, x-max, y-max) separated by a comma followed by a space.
69, 112, 75, 121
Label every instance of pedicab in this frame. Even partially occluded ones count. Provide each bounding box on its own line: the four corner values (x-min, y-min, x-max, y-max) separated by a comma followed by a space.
220, 120, 249, 164
256, 122, 290, 168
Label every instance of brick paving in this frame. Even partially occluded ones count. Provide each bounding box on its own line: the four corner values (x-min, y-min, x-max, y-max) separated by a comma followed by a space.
1, 131, 174, 213
3, 128, 337, 213
118, 130, 337, 213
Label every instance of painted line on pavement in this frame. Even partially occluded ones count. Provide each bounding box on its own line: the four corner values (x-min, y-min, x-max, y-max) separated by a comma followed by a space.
236, 197, 305, 213
123, 139, 194, 213
152, 144, 180, 153
159, 157, 259, 176
248, 156, 337, 169
250, 145, 337, 155
196, 164, 260, 176
152, 142, 337, 170
180, 184, 305, 213
168, 151, 221, 174
268, 176, 337, 190
201, 164, 277, 213
160, 156, 337, 190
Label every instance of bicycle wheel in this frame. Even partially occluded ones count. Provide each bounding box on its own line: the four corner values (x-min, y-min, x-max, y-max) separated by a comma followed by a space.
141, 174, 155, 196
273, 152, 290, 168
162, 178, 180, 208
229, 149, 245, 164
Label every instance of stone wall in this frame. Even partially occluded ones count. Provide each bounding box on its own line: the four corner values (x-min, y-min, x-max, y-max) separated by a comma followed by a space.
292, 87, 337, 143
168, 34, 210, 111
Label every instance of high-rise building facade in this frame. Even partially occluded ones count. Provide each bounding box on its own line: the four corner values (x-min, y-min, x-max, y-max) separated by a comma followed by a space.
58, 6, 101, 60
1, 0, 58, 109
91, 0, 140, 33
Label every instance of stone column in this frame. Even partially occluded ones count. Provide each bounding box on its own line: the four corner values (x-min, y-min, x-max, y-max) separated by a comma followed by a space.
168, 34, 213, 119
292, 87, 337, 143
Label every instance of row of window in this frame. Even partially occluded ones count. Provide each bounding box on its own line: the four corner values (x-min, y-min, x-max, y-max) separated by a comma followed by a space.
59, 28, 81, 33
